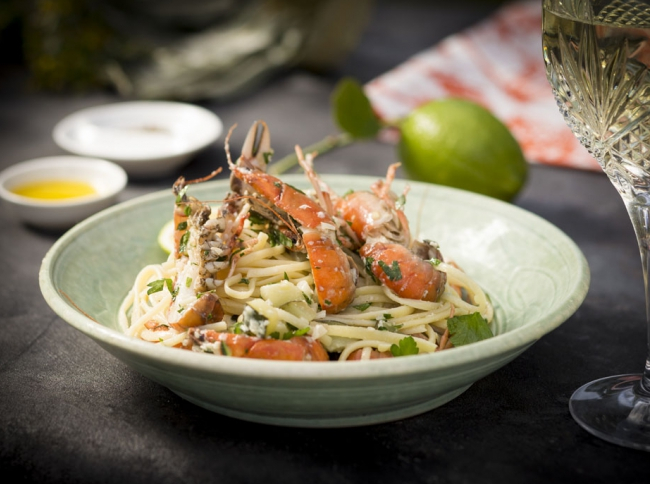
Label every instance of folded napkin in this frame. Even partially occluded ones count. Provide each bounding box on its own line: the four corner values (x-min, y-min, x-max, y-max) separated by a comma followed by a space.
364, 0, 600, 171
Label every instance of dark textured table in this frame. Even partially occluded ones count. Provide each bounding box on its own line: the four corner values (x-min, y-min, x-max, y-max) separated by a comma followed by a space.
1, 1, 648, 483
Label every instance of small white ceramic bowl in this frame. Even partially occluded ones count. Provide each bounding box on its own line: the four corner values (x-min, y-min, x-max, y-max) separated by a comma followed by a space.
52, 101, 223, 177
0, 156, 128, 230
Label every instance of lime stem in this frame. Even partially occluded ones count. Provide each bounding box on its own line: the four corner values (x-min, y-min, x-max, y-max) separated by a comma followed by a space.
267, 132, 354, 175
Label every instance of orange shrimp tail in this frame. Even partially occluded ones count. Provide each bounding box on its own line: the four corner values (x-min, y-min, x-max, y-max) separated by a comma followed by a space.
171, 293, 224, 330
304, 231, 356, 313
247, 337, 329, 361
360, 242, 446, 302
335, 191, 377, 241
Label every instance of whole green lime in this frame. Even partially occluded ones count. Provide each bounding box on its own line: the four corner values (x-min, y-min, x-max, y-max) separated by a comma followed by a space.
397, 98, 528, 201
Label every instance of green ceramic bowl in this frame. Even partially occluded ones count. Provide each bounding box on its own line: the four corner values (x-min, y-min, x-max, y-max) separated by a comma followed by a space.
39, 175, 590, 428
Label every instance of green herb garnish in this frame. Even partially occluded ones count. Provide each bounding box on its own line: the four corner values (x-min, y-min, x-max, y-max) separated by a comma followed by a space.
248, 211, 268, 225
147, 278, 174, 295
220, 341, 232, 356
390, 336, 419, 357
179, 231, 190, 254
447, 313, 493, 346
175, 186, 188, 204
378, 321, 403, 332
378, 260, 402, 281
268, 229, 293, 248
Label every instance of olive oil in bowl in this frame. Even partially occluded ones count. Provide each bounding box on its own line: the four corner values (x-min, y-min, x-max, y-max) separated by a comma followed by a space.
11, 180, 97, 201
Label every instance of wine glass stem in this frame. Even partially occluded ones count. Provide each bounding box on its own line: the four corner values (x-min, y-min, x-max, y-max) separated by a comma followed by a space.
625, 199, 650, 396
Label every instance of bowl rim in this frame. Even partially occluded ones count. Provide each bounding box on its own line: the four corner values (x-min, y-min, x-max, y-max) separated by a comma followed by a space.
52, 100, 224, 162
0, 155, 128, 208
39, 175, 591, 381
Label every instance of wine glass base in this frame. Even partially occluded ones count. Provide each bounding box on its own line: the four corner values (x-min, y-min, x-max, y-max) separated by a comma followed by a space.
569, 374, 650, 451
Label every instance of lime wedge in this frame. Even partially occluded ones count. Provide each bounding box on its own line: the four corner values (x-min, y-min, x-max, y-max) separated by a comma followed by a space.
157, 219, 175, 254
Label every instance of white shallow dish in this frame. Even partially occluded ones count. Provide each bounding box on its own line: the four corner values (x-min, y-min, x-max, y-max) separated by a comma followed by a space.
39, 175, 590, 427
53, 101, 223, 177
0, 156, 127, 230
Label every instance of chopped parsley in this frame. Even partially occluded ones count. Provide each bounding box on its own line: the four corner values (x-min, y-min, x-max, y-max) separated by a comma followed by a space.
271, 326, 311, 340
220, 341, 232, 356
390, 336, 419, 357
263, 150, 274, 165
240, 277, 250, 285
378, 260, 402, 281
353, 302, 371, 311
268, 229, 293, 248
176, 221, 187, 231
303, 293, 312, 305
185, 277, 192, 288
184, 205, 192, 216
248, 211, 268, 225
147, 278, 175, 295
363, 256, 376, 280
229, 247, 244, 262
175, 186, 188, 204
179, 231, 190, 254
429, 258, 442, 266
378, 321, 403, 332
447, 313, 493, 346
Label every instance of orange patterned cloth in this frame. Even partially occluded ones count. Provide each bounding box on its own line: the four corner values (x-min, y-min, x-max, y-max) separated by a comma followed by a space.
364, 0, 600, 171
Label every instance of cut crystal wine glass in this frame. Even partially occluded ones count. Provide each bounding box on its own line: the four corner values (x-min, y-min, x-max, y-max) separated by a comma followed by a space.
543, 0, 650, 451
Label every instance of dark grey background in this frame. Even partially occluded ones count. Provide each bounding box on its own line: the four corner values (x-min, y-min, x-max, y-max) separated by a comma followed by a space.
1, 1, 648, 482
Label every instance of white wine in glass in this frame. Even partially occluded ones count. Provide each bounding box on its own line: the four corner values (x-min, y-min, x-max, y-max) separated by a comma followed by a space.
543, 0, 650, 451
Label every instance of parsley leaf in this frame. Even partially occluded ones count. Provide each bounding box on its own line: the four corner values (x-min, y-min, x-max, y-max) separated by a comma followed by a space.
268, 229, 293, 248
175, 186, 188, 204
147, 278, 175, 295
447, 312, 493, 347
176, 221, 187, 231
179, 230, 190, 254
378, 260, 402, 281
248, 211, 268, 225
363, 256, 377, 281
377, 321, 403, 332
390, 336, 419, 357
220, 341, 232, 356
283, 326, 310, 340
353, 302, 371, 311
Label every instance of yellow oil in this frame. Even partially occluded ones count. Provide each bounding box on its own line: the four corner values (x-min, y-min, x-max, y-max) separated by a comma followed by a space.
11, 180, 97, 200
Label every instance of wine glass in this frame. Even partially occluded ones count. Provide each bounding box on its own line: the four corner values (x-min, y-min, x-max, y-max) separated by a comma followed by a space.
542, 0, 650, 451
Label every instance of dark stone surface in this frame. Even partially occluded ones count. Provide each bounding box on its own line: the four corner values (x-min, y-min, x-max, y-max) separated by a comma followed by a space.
1, 1, 648, 483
